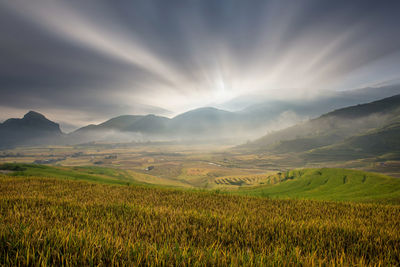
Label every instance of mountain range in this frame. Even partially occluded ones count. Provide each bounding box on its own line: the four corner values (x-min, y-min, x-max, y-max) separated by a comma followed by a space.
65, 85, 400, 143
66, 107, 247, 144
1, 86, 400, 154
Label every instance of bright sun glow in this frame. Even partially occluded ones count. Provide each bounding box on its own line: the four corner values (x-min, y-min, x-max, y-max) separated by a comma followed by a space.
213, 78, 231, 103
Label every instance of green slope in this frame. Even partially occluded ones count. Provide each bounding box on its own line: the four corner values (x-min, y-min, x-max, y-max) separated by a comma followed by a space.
241, 94, 400, 153
0, 163, 140, 186
2, 164, 400, 203
236, 168, 400, 203
0, 163, 191, 188
304, 122, 400, 161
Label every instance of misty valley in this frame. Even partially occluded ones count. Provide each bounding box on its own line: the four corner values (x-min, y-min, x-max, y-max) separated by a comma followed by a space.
1, 93, 400, 265
1, 94, 400, 181
1, 0, 400, 265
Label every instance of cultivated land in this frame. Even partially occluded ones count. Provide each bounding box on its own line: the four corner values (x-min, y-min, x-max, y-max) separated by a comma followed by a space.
236, 168, 400, 203
1, 143, 399, 188
2, 163, 400, 203
1, 144, 400, 266
1, 177, 400, 266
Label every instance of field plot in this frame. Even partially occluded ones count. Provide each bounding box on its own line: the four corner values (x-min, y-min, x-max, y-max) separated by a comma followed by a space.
0, 163, 191, 189
236, 168, 400, 203
0, 145, 270, 188
2, 144, 400, 187
1, 177, 400, 266
214, 173, 278, 187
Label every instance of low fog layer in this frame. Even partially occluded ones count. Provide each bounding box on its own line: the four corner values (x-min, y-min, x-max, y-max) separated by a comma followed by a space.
1, 92, 400, 149
242, 94, 400, 156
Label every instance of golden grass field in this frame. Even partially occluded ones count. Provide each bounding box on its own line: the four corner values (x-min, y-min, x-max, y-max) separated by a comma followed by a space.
1, 176, 399, 266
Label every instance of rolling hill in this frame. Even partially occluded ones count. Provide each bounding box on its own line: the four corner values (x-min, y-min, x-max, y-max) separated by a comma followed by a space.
233, 84, 400, 122
0, 163, 190, 188
169, 107, 245, 138
68, 114, 171, 143
95, 115, 144, 129
236, 168, 400, 203
68, 107, 250, 144
2, 163, 399, 203
304, 122, 400, 161
124, 114, 170, 134
241, 94, 400, 155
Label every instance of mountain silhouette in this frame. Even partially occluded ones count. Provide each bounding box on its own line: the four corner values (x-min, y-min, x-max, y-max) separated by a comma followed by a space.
0, 111, 62, 148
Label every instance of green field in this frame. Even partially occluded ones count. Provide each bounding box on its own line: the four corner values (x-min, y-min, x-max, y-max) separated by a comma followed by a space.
235, 168, 400, 203
0, 163, 139, 185
1, 176, 400, 266
0, 163, 189, 188
2, 163, 400, 203
1, 163, 400, 265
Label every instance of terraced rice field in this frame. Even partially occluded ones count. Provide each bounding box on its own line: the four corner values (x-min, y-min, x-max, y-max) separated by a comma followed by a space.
1, 176, 399, 266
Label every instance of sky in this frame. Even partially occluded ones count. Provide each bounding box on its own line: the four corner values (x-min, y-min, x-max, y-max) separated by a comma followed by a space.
1, 0, 400, 131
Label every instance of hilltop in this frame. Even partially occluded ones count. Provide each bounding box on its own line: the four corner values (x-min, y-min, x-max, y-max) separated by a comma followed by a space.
240, 94, 400, 158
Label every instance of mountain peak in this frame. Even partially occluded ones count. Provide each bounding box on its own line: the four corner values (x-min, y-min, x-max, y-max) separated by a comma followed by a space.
188, 107, 226, 113
23, 111, 46, 120
0, 111, 62, 148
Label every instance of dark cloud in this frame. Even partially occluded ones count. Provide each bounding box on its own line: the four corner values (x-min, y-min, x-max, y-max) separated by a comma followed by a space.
0, 0, 400, 128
